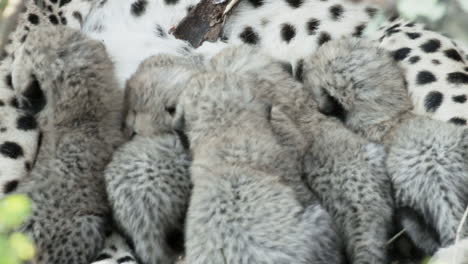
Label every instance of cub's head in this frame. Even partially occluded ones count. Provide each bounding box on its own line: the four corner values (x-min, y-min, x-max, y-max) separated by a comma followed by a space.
303, 37, 411, 130
123, 54, 202, 138
173, 72, 272, 148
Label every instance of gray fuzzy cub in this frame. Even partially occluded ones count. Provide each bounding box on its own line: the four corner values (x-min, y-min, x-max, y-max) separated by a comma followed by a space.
304, 37, 468, 256
174, 72, 343, 264
105, 54, 196, 264
8, 25, 124, 264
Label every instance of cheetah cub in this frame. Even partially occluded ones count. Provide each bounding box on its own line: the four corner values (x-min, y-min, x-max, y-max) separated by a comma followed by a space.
298, 106, 395, 264
210, 44, 395, 264
208, 45, 316, 205
104, 134, 191, 264
8, 25, 124, 264
174, 72, 343, 264
124, 54, 203, 139
104, 54, 197, 264
304, 37, 468, 256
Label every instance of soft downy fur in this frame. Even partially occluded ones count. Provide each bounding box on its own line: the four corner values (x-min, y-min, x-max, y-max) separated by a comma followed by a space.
210, 44, 395, 264
303, 37, 468, 257
174, 72, 343, 264
105, 135, 191, 264
124, 54, 203, 138
207, 44, 316, 205
8, 25, 124, 263
105, 54, 197, 264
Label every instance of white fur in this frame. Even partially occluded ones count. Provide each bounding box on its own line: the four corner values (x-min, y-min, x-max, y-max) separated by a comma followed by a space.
0, 60, 38, 198
81, 0, 205, 88
224, 0, 376, 67
371, 19, 468, 125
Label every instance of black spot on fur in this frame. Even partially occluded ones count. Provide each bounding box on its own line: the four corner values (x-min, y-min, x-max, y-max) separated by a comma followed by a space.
28, 13, 40, 25
99, 0, 107, 7
295, 59, 304, 82
385, 23, 401, 36
239, 26, 259, 45
25, 162, 31, 171
3, 180, 19, 194
420, 39, 441, 53
417, 71, 437, 85
406, 32, 421, 39
155, 24, 166, 37
117, 256, 135, 264
131, 0, 147, 16
447, 72, 468, 84
72, 11, 83, 24
317, 32, 331, 46
329, 4, 344, 20
409, 56, 420, 64
60, 16, 67, 25
59, 0, 71, 7
353, 24, 366, 38
0, 100, 4, 106
248, 0, 263, 7
22, 75, 46, 114
465, 67, 468, 72
432, 59, 440, 65
49, 14, 59, 24
5, 74, 12, 89
405, 22, 415, 27
17, 115, 37, 131
452, 95, 467, 103
0, 142, 24, 159
392, 47, 411, 61
365, 7, 378, 18
450, 117, 467, 126
164, 0, 179, 5
281, 23, 296, 43
444, 49, 463, 62
385, 23, 400, 33
424, 91, 443, 113
386, 28, 400, 36
20, 35, 27, 43
285, 0, 303, 8
94, 253, 112, 262
306, 18, 320, 35
389, 14, 399, 22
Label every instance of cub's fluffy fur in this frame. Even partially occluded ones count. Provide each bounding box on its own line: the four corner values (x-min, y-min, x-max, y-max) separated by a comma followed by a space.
175, 72, 343, 264
9, 25, 123, 263
304, 37, 468, 256
105, 135, 191, 264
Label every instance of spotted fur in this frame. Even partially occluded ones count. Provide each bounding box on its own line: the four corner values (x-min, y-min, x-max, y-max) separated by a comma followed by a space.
371, 19, 468, 126
9, 25, 123, 263
175, 72, 343, 264
304, 37, 468, 256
